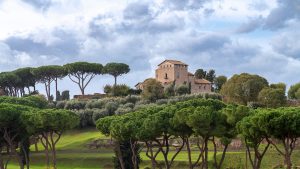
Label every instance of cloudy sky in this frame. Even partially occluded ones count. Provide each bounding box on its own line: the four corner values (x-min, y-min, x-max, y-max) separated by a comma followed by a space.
0, 0, 299, 96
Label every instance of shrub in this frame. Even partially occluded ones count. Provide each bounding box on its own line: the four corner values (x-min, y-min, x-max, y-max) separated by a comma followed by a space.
115, 107, 132, 115
122, 103, 135, 109
0, 95, 47, 108
85, 100, 105, 109
105, 101, 119, 115
104, 84, 130, 96
164, 84, 175, 97
125, 95, 141, 104
56, 101, 67, 109
64, 100, 87, 110
156, 99, 169, 105
175, 84, 189, 95
24, 95, 48, 108
92, 108, 109, 124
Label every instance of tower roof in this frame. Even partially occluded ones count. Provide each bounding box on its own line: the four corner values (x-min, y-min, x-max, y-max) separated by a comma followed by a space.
158, 59, 188, 66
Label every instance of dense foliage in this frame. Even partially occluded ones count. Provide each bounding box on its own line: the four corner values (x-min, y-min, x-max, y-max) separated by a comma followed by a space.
220, 73, 269, 105
0, 97, 79, 169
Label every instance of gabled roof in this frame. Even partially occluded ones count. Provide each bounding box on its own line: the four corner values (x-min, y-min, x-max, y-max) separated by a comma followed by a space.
158, 60, 188, 66
195, 79, 212, 84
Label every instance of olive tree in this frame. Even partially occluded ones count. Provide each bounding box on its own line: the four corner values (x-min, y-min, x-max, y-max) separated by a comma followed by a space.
103, 63, 130, 86
64, 62, 103, 95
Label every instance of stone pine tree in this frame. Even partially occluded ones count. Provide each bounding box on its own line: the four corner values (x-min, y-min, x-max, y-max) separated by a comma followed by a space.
103, 63, 130, 86
64, 62, 103, 95
31, 65, 65, 100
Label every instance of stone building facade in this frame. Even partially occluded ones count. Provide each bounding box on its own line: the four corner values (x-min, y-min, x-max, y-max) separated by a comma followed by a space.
136, 60, 212, 93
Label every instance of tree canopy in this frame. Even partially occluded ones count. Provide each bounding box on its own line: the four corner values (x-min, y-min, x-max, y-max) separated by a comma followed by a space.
103, 63, 130, 86
64, 62, 103, 95
141, 79, 164, 102
220, 73, 269, 105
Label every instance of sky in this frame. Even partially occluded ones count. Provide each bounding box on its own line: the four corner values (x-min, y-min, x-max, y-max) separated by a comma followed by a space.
0, 0, 299, 96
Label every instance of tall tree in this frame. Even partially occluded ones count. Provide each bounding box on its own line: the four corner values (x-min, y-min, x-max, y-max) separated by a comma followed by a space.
31, 66, 64, 100
258, 87, 286, 108
51, 66, 67, 100
214, 75, 227, 92
237, 113, 271, 169
270, 83, 286, 92
0, 72, 21, 97
220, 73, 268, 105
288, 82, 300, 99
205, 69, 216, 82
64, 62, 103, 95
141, 78, 164, 102
0, 103, 35, 169
13, 67, 37, 95
103, 63, 130, 86
30, 109, 79, 169
194, 69, 206, 79
262, 108, 300, 169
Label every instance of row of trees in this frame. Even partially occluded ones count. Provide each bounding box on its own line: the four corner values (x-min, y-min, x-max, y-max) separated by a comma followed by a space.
0, 96, 79, 169
97, 98, 249, 169
97, 98, 300, 169
0, 62, 130, 100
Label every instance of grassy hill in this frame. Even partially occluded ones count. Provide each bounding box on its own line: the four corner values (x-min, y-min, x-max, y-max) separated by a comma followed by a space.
5, 128, 300, 169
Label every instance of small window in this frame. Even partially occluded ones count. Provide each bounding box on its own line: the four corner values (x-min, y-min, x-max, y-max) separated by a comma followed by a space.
165, 73, 168, 79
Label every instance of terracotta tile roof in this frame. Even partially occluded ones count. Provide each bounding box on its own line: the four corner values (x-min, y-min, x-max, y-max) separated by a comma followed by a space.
194, 78, 212, 84
158, 59, 188, 66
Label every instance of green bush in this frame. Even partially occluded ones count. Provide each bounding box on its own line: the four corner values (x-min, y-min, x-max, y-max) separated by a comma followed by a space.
104, 84, 130, 96
105, 101, 119, 115
85, 100, 105, 109
75, 109, 94, 128
64, 100, 87, 110
56, 101, 67, 109
0, 95, 48, 108
175, 84, 189, 95
125, 95, 141, 104
92, 108, 109, 124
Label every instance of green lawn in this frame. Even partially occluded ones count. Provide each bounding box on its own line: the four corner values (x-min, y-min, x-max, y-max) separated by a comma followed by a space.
5, 128, 300, 169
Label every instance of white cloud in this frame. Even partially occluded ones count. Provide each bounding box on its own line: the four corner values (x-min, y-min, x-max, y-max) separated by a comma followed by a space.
0, 0, 299, 97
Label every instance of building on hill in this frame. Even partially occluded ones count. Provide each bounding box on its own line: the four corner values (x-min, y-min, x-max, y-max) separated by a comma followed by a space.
135, 59, 212, 93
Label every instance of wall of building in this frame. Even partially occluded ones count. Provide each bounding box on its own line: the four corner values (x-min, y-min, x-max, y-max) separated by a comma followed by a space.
155, 62, 176, 86
173, 64, 189, 86
191, 83, 212, 93
154, 61, 212, 93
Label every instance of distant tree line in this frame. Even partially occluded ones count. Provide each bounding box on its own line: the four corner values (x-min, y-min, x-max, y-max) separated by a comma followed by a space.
0, 62, 130, 101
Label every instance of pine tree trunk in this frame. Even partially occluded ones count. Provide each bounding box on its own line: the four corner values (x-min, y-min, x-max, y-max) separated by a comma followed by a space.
186, 138, 193, 169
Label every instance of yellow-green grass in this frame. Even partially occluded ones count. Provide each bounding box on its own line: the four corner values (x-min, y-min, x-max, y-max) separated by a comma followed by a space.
30, 128, 107, 151
5, 128, 300, 169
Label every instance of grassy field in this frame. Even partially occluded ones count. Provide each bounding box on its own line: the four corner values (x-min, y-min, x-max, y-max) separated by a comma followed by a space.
5, 128, 300, 169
